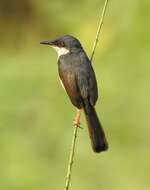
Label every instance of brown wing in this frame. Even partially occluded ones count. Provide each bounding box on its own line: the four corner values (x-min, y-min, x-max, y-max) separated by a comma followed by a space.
58, 65, 82, 109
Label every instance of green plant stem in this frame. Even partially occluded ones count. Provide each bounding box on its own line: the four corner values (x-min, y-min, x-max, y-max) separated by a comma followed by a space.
64, 0, 109, 189
91, 0, 109, 62
64, 126, 78, 190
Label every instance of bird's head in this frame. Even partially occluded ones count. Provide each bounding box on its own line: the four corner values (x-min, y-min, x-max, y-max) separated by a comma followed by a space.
40, 35, 82, 57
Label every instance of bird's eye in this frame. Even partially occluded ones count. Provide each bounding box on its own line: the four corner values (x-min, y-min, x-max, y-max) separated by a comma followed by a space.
59, 41, 65, 47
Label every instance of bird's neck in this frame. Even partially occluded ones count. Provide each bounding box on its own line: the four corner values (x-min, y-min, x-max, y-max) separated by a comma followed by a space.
52, 46, 70, 57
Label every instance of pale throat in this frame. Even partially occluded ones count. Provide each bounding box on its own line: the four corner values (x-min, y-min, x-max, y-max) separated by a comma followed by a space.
52, 46, 70, 57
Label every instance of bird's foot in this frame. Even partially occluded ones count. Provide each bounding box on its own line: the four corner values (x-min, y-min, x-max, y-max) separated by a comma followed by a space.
73, 109, 83, 128
73, 121, 82, 128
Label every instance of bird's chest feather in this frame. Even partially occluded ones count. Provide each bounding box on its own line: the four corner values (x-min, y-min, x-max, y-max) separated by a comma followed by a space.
58, 53, 82, 74
58, 57, 78, 91
57, 52, 87, 92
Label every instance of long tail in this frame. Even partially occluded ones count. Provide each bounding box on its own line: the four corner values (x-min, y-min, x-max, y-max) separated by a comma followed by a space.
83, 102, 108, 153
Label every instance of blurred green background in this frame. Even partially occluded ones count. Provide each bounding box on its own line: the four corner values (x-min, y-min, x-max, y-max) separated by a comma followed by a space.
0, 0, 150, 190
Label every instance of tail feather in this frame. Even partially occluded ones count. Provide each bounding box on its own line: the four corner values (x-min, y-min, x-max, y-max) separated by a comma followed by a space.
83, 102, 108, 153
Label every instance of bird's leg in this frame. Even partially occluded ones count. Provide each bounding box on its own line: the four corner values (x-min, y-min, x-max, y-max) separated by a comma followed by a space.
73, 109, 82, 128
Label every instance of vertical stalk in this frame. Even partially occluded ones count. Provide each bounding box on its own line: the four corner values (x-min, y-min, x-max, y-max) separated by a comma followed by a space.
64, 1, 109, 189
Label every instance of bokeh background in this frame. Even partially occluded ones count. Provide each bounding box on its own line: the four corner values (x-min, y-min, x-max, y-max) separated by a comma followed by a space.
0, 0, 150, 190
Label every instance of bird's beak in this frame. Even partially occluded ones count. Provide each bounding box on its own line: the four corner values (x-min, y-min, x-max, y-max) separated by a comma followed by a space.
40, 40, 56, 46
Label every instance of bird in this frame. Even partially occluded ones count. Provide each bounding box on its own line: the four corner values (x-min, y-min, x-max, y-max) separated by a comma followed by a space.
40, 35, 108, 153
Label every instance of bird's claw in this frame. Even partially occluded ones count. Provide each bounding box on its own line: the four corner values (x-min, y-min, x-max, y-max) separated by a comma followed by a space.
73, 122, 83, 129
